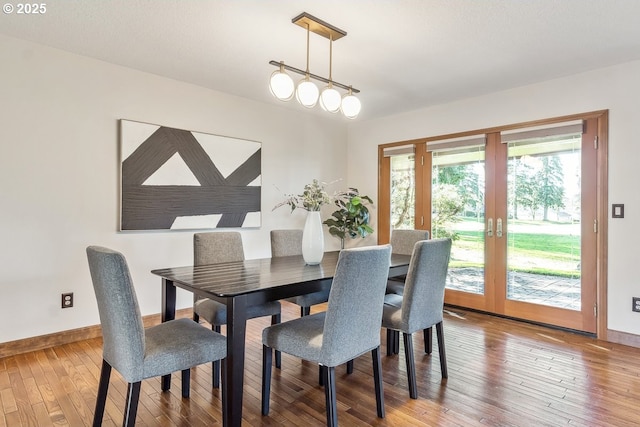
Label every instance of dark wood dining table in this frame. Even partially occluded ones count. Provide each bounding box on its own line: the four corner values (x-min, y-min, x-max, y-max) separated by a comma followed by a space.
151, 250, 410, 427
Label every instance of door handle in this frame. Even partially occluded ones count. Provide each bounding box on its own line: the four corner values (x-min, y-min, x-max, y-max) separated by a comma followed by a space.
497, 218, 503, 238
487, 218, 493, 237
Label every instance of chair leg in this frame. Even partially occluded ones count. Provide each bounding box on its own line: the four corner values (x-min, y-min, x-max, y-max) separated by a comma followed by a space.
262, 345, 272, 415
123, 381, 141, 427
212, 324, 222, 388
323, 366, 338, 427
193, 295, 200, 323
424, 326, 433, 354
436, 321, 448, 379
181, 368, 190, 398
388, 329, 400, 355
93, 359, 111, 427
346, 359, 354, 375
161, 373, 171, 392
403, 333, 418, 399
371, 347, 385, 418
272, 314, 282, 369
319, 365, 326, 386
393, 331, 400, 355
302, 306, 311, 317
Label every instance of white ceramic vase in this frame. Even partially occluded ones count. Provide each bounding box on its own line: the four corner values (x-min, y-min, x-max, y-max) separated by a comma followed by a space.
302, 211, 324, 265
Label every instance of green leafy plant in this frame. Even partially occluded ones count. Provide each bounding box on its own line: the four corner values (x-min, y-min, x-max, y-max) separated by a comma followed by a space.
273, 179, 332, 212
431, 183, 463, 241
323, 188, 374, 249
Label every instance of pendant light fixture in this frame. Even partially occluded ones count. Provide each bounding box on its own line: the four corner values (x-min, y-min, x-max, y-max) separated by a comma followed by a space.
269, 61, 294, 101
319, 34, 342, 113
268, 12, 361, 119
295, 22, 319, 108
341, 86, 362, 119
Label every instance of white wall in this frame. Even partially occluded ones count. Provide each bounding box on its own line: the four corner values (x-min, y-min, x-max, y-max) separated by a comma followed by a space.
348, 60, 640, 337
0, 35, 348, 343
4, 32, 639, 344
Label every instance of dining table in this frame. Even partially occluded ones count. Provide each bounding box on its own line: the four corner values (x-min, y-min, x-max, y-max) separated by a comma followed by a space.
151, 250, 411, 427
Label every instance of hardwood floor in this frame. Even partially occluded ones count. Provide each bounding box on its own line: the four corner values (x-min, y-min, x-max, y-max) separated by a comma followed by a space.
1, 303, 639, 426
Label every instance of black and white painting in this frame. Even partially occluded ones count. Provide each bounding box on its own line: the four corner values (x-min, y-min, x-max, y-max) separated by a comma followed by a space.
120, 120, 261, 231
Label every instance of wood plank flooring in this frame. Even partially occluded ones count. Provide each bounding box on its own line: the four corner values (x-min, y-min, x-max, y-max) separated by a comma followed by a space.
1, 303, 639, 426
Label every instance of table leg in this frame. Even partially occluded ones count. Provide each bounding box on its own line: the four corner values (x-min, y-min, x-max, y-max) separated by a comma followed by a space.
161, 278, 176, 391
223, 295, 247, 427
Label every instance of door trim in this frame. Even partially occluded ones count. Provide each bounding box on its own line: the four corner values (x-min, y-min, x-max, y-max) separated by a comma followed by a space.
378, 110, 608, 339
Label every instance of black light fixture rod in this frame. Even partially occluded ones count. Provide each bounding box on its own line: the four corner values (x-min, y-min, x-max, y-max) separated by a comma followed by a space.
268, 60, 360, 94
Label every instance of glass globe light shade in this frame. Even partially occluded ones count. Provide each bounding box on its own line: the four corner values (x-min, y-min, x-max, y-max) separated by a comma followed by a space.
319, 86, 342, 113
295, 78, 319, 108
269, 69, 294, 101
341, 93, 361, 119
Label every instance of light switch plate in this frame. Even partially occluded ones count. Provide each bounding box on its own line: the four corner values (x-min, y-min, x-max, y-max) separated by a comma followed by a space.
612, 204, 624, 218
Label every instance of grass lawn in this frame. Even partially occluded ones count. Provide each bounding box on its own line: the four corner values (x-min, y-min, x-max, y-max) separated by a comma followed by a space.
443, 218, 581, 277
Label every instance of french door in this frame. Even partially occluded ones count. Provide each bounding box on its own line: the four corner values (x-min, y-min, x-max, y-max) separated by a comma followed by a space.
378, 112, 607, 334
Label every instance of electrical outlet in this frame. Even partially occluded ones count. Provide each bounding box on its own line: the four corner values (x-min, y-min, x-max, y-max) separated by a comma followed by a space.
62, 292, 74, 308
633, 297, 640, 313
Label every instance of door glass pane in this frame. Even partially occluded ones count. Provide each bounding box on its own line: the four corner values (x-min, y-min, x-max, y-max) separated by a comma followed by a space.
506, 134, 581, 310
432, 146, 485, 294
390, 154, 415, 229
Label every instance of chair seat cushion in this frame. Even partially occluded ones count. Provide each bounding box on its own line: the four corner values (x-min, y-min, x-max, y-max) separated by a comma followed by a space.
194, 298, 281, 325
285, 289, 330, 308
382, 297, 405, 332
263, 313, 327, 364
382, 293, 443, 334
384, 293, 403, 308
385, 279, 405, 296
142, 318, 227, 381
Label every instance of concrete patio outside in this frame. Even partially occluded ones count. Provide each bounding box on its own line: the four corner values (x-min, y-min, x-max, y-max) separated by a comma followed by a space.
447, 267, 581, 310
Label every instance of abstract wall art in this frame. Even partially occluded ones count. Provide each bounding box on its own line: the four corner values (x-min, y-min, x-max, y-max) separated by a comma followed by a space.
120, 120, 261, 231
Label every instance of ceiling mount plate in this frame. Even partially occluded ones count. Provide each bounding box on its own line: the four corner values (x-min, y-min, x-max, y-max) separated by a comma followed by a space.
292, 12, 347, 41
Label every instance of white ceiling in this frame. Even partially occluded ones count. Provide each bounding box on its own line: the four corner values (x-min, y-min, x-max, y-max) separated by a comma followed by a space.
2, 0, 640, 121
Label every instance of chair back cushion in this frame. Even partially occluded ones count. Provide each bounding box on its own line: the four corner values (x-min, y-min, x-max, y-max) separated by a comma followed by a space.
321, 245, 392, 366
390, 229, 430, 255
194, 231, 244, 265
86, 246, 145, 381
270, 229, 303, 257
401, 238, 452, 332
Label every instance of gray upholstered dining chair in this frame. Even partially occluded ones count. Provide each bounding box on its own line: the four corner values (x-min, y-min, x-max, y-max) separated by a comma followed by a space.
86, 246, 227, 427
382, 238, 452, 399
261, 245, 392, 427
386, 229, 430, 295
270, 229, 331, 317
193, 231, 281, 388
